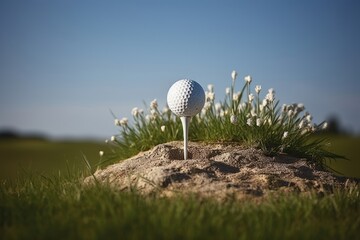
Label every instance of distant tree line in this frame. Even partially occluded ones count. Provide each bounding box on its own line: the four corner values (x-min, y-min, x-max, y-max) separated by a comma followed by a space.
0, 129, 46, 140
322, 115, 351, 135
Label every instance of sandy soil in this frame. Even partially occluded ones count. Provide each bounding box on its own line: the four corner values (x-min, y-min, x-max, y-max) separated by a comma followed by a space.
85, 141, 352, 199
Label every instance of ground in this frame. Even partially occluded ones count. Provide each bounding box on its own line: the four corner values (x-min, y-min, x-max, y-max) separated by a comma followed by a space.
85, 141, 351, 200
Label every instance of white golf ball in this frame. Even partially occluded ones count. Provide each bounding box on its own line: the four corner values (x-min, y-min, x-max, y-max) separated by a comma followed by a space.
167, 79, 205, 117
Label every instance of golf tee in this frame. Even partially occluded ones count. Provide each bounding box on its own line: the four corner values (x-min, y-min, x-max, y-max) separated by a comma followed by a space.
180, 116, 191, 160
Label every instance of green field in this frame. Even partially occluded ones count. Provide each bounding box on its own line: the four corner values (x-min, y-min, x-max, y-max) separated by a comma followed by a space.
0, 138, 107, 180
0, 136, 359, 239
322, 135, 360, 178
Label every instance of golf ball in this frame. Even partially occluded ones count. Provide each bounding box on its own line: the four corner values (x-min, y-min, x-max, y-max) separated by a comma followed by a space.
167, 79, 205, 117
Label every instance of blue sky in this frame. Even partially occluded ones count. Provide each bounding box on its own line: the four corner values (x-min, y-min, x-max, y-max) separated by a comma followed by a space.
0, 0, 359, 139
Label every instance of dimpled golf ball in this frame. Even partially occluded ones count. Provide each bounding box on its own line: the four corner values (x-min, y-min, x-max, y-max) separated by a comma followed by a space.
167, 79, 205, 117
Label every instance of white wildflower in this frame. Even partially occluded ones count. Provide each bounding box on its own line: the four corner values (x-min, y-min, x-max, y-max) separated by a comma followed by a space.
256, 118, 262, 127
150, 109, 159, 119
287, 110, 294, 117
233, 92, 240, 101
297, 103, 305, 111
251, 109, 257, 117
306, 114, 313, 122
230, 115, 237, 124
120, 117, 128, 126
145, 114, 151, 122
215, 103, 222, 113
225, 87, 231, 95
132, 107, 140, 117
322, 122, 328, 130
204, 101, 212, 110
99, 151, 104, 157
220, 110, 225, 118
259, 104, 265, 112
162, 106, 169, 114
248, 93, 255, 102
293, 108, 300, 115
298, 120, 305, 129
150, 99, 158, 109
239, 102, 247, 111
246, 118, 252, 126
262, 98, 268, 107
282, 131, 288, 139
311, 124, 317, 132
287, 105, 294, 112
207, 84, 214, 92
111, 135, 116, 142
161, 125, 166, 132
306, 123, 316, 132
301, 129, 308, 135
114, 118, 121, 126
206, 91, 215, 102
244, 75, 252, 83
265, 89, 275, 102
231, 70, 238, 82
255, 85, 261, 94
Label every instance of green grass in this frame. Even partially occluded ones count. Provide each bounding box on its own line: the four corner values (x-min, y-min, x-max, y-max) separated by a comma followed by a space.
1, 174, 359, 240
0, 138, 107, 181
322, 135, 360, 178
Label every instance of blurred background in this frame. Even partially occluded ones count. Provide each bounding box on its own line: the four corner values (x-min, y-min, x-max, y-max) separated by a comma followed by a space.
0, 0, 359, 178
1, 0, 359, 139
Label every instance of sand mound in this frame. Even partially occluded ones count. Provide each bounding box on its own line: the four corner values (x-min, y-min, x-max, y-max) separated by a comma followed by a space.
85, 141, 349, 199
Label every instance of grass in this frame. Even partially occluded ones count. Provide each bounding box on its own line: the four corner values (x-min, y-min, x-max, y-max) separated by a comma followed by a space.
0, 138, 107, 181
322, 134, 360, 178
1, 173, 359, 240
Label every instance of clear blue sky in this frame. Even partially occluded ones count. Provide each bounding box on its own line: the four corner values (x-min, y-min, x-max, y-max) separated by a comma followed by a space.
1, 0, 359, 139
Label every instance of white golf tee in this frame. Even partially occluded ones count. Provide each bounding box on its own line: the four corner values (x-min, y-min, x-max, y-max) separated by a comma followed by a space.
180, 116, 191, 160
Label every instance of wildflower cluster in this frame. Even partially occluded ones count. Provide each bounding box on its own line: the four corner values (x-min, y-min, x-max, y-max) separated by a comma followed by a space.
100, 70, 338, 165
192, 70, 331, 158
100, 99, 183, 161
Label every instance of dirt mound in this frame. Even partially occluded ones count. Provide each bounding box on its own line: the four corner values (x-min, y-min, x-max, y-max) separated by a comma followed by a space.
85, 141, 349, 199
